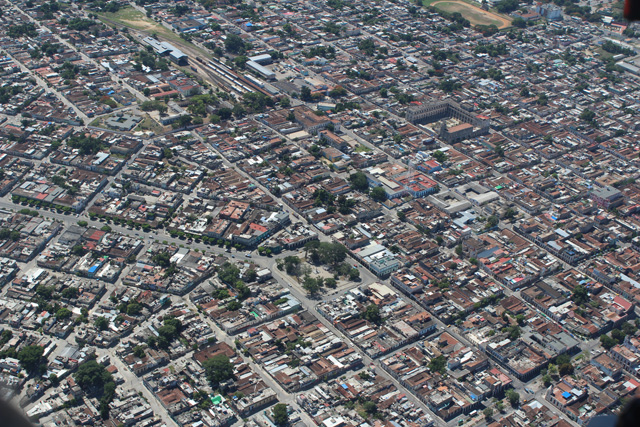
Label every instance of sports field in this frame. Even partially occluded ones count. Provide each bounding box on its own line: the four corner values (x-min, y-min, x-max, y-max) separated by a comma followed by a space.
425, 0, 512, 29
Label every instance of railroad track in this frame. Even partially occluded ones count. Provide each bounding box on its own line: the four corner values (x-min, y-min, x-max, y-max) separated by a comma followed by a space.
98, 15, 240, 94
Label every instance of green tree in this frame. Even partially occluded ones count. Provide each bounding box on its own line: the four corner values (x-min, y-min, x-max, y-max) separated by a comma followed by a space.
612, 328, 625, 343
126, 303, 142, 316
213, 288, 230, 300
203, 354, 235, 386
572, 284, 589, 306
67, 134, 103, 155
503, 208, 517, 219
272, 403, 289, 426
310, 242, 347, 267
362, 304, 382, 324
358, 38, 376, 56
370, 186, 387, 202
0, 330, 12, 346
558, 361, 574, 376
580, 109, 595, 122
432, 150, 447, 163
302, 276, 323, 295
224, 34, 247, 54
152, 251, 172, 268
95, 316, 109, 331
300, 86, 312, 102
506, 389, 520, 406
74, 360, 112, 390
537, 93, 548, 106
329, 85, 347, 98
507, 325, 521, 340
133, 346, 145, 358
61, 287, 78, 299
324, 277, 337, 288
429, 355, 447, 374
485, 215, 499, 230
226, 300, 242, 311
218, 262, 240, 284
622, 322, 637, 336
483, 407, 494, 419
74, 359, 116, 418
17, 345, 44, 373
56, 308, 72, 320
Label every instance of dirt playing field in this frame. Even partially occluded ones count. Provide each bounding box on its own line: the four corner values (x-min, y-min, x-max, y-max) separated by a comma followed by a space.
430, 0, 512, 29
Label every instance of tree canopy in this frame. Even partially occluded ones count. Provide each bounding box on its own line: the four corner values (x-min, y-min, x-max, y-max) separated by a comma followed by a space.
95, 316, 109, 331
203, 354, 235, 385
74, 359, 116, 418
273, 403, 289, 426
74, 360, 113, 390
306, 242, 347, 268
362, 304, 382, 324
349, 171, 369, 192
67, 134, 103, 155
572, 284, 589, 306
428, 355, 446, 374
17, 345, 45, 373
225, 33, 249, 54
370, 186, 387, 202
506, 389, 520, 406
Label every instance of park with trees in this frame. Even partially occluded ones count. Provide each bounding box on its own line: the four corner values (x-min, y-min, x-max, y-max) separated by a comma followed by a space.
276, 241, 360, 296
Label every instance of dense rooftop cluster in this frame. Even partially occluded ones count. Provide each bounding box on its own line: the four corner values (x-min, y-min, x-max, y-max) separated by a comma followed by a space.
0, 0, 640, 426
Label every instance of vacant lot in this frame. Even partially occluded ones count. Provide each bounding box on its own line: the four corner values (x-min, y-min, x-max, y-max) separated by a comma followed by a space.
97, 7, 189, 46
426, 0, 512, 29
134, 114, 165, 135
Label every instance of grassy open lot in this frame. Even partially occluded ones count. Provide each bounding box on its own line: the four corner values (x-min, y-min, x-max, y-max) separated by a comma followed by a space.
593, 47, 615, 60
423, 0, 512, 28
97, 7, 192, 47
135, 114, 165, 135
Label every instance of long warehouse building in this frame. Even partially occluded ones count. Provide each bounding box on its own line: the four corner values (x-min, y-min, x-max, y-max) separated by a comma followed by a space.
246, 60, 275, 81
142, 36, 188, 65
